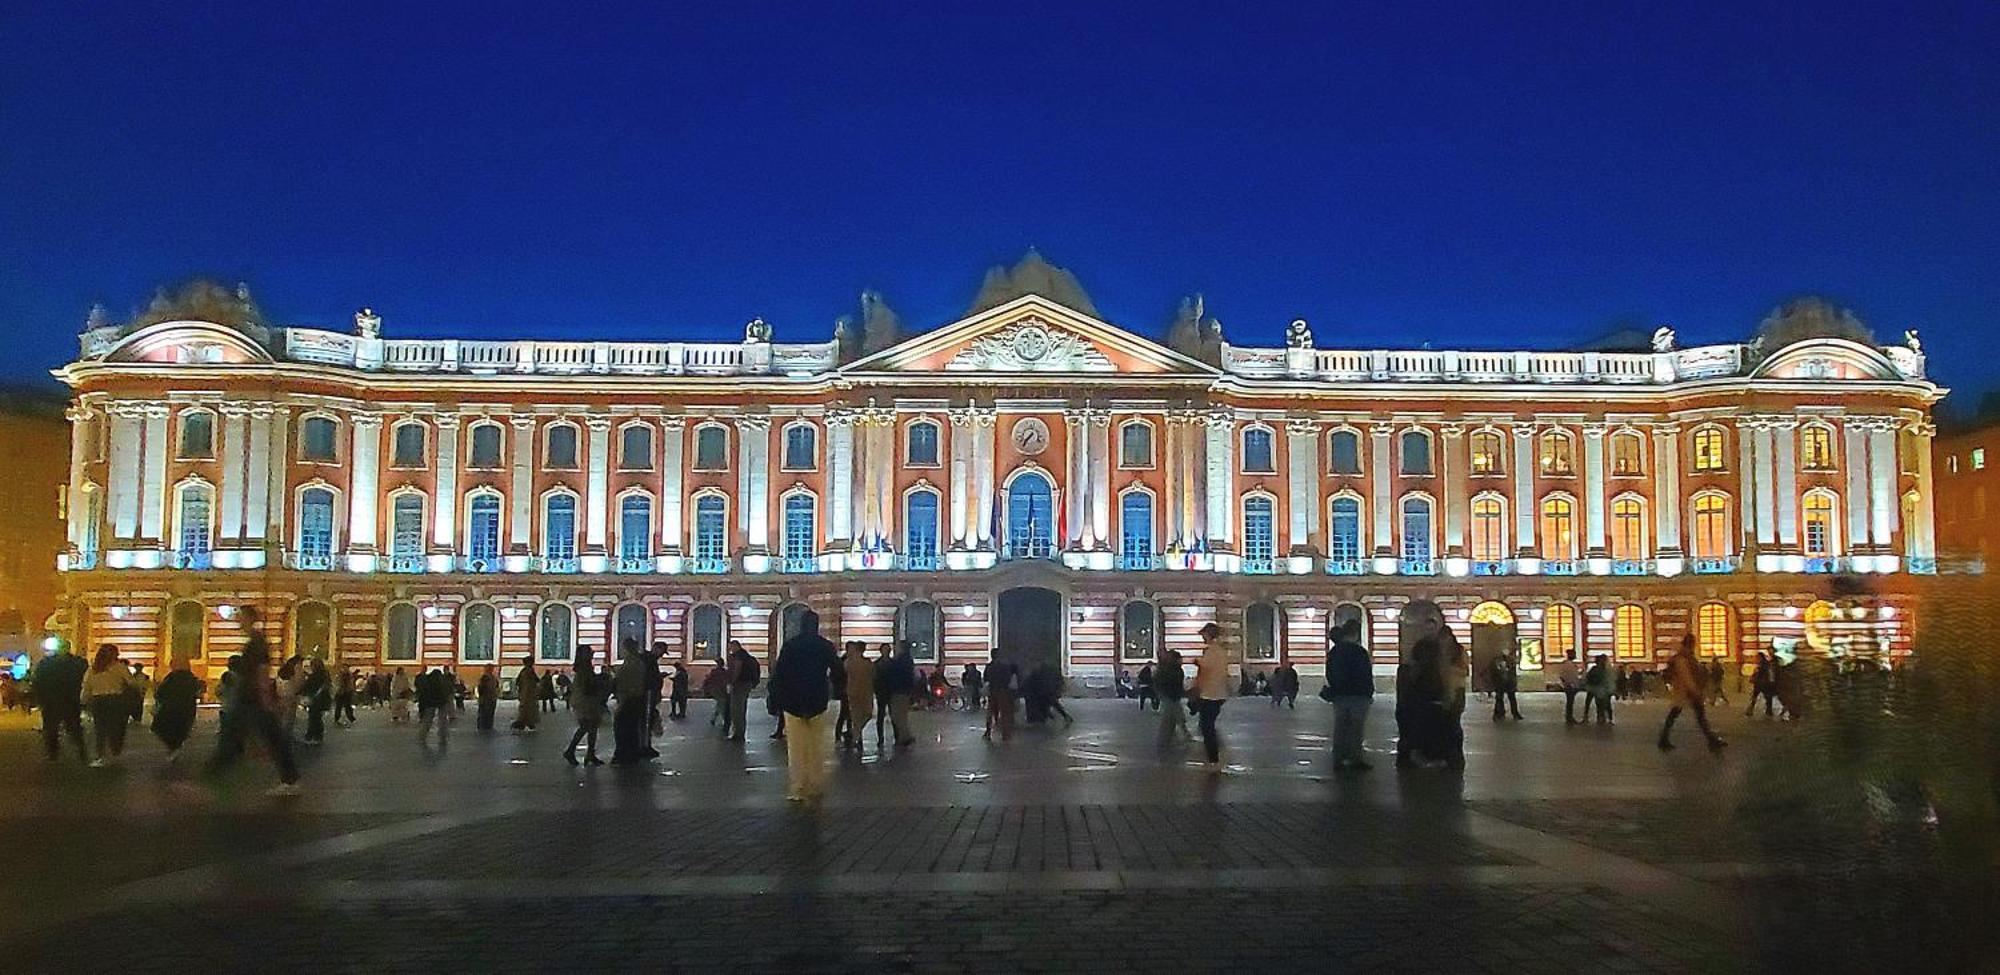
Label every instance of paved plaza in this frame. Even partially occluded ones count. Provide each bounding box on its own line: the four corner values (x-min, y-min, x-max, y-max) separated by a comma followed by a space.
0, 693, 1985, 973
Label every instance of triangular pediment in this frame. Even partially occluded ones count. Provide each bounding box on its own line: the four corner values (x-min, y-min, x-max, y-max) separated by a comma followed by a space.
842, 295, 1218, 376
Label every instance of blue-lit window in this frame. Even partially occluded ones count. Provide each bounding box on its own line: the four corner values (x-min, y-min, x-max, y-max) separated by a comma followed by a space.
460, 603, 497, 662
466, 494, 502, 565
1242, 427, 1276, 474
390, 495, 425, 558
1006, 473, 1054, 558
1329, 497, 1362, 560
904, 490, 940, 567
689, 603, 725, 660
177, 483, 212, 560
543, 494, 577, 563
1243, 496, 1276, 569
1400, 497, 1432, 562
537, 603, 573, 663
694, 495, 728, 563
619, 495, 652, 562
1119, 492, 1153, 565
783, 493, 817, 565
297, 488, 336, 567
906, 421, 941, 467
783, 424, 817, 470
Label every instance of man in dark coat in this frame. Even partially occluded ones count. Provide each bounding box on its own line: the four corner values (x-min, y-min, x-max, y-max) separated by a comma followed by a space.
769, 611, 841, 802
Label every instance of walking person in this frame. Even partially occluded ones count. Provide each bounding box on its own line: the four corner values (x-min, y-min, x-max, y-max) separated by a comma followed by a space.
83, 646, 134, 766
389, 667, 413, 723
1190, 623, 1235, 771
565, 645, 607, 766
1489, 651, 1521, 721
770, 610, 842, 803
542, 670, 559, 713
1706, 659, 1729, 707
872, 645, 894, 749
512, 659, 542, 731
1659, 634, 1726, 753
703, 660, 732, 732
1154, 649, 1189, 745
725, 641, 759, 743
275, 657, 304, 742
883, 641, 919, 747
1322, 620, 1374, 771
151, 658, 201, 761
983, 655, 1017, 741
961, 661, 983, 711
416, 666, 452, 745
610, 639, 650, 763
841, 642, 875, 751
1584, 653, 1615, 724
126, 663, 151, 728
1555, 657, 1584, 725
300, 658, 331, 745
831, 643, 852, 742
668, 660, 690, 720
1745, 651, 1777, 718
31, 641, 87, 764
475, 665, 499, 732
332, 663, 357, 727
205, 606, 302, 794
645, 642, 669, 746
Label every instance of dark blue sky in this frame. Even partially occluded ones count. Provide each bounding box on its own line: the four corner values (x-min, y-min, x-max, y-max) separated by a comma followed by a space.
3, 2, 1995, 400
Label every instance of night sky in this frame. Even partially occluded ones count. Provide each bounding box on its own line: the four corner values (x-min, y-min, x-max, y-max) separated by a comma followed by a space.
3, 3, 1995, 402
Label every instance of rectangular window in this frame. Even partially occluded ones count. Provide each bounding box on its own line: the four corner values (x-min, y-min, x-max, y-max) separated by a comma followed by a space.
1242, 430, 1276, 474
905, 492, 940, 567
1329, 500, 1362, 561
782, 426, 816, 471
300, 417, 338, 462
1544, 605, 1576, 662
906, 423, 940, 468
1975, 448, 1987, 471
1120, 424, 1153, 468
545, 425, 578, 469
177, 412, 214, 460
1329, 432, 1362, 475
620, 425, 654, 471
1242, 498, 1275, 569
694, 427, 728, 471
392, 424, 427, 467
391, 498, 424, 557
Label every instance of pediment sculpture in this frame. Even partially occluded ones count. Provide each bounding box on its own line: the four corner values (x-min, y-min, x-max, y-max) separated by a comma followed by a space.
944, 317, 1115, 372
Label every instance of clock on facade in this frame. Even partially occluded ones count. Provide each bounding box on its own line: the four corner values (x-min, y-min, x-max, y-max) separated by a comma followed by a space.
1011, 417, 1050, 455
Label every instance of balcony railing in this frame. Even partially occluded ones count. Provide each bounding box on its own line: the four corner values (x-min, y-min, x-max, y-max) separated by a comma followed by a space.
540, 555, 580, 574
1470, 559, 1510, 576
288, 551, 335, 571
897, 551, 940, 571
1117, 553, 1161, 571
459, 556, 502, 574
1240, 556, 1278, 575
616, 555, 654, 574
778, 553, 817, 573
1541, 559, 1583, 576
1002, 539, 1054, 560
1325, 557, 1368, 576
385, 553, 426, 573
1610, 559, 1653, 576
1691, 556, 1740, 575
1801, 556, 1839, 574
1399, 557, 1437, 576
688, 555, 730, 574
1907, 556, 1939, 575
169, 550, 213, 570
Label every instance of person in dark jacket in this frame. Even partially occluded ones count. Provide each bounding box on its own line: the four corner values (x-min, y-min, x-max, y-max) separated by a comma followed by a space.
983, 656, 1018, 741
299, 658, 332, 744
882, 641, 919, 746
644, 642, 668, 747
512, 660, 542, 731
961, 662, 983, 710
668, 660, 691, 720
872, 645, 895, 748
31, 643, 88, 764
1154, 649, 1188, 745
769, 610, 841, 802
475, 665, 499, 732
151, 658, 202, 760
1489, 653, 1521, 721
1322, 621, 1374, 770
726, 641, 758, 743
416, 667, 452, 745
1135, 663, 1158, 711
610, 639, 652, 763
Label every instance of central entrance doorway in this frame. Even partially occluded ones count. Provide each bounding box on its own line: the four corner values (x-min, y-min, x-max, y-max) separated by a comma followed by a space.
996, 586, 1064, 675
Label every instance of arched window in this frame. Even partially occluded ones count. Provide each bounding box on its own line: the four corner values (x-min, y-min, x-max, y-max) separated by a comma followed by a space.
1119, 421, 1154, 468
176, 409, 215, 460
1241, 427, 1277, 474
904, 490, 940, 569
896, 601, 941, 663
175, 481, 214, 566
389, 493, 425, 560
1244, 602, 1282, 661
1331, 602, 1369, 647
168, 600, 205, 663
1470, 495, 1506, 561
1119, 600, 1160, 662
296, 487, 337, 569
1610, 496, 1647, 561
615, 603, 649, 653
465, 493, 502, 568
619, 423, 654, 471
294, 601, 333, 659
1242, 495, 1276, 571
618, 494, 653, 566
392, 421, 428, 468
906, 420, 941, 468
1543, 603, 1578, 663
384, 603, 419, 662
534, 603, 572, 663
460, 603, 498, 662
468, 421, 504, 468
1803, 490, 1839, 557
1470, 431, 1504, 475
694, 424, 729, 471
1800, 425, 1835, 471
1539, 496, 1577, 561
1119, 491, 1154, 568
1399, 496, 1433, 566
1400, 430, 1433, 475
535, 493, 574, 566
1695, 602, 1734, 659
1328, 496, 1363, 562
1005, 472, 1054, 558
1691, 427, 1727, 473
1328, 429, 1363, 475
688, 604, 726, 661
775, 603, 811, 646
782, 423, 818, 471
692, 495, 728, 570
1613, 605, 1649, 660
782, 493, 817, 570
1610, 431, 1645, 477
544, 422, 579, 470
1692, 492, 1732, 559
299, 415, 338, 463
1539, 430, 1575, 476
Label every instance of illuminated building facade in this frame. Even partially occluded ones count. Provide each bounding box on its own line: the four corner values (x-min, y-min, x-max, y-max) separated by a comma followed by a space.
56, 287, 1943, 682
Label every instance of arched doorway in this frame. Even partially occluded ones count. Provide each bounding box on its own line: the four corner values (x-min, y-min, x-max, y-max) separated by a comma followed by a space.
293, 601, 334, 659
996, 587, 1063, 675
1467, 601, 1517, 690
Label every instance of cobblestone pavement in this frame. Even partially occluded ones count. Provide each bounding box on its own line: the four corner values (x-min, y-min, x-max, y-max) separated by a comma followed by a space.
0, 695, 1986, 972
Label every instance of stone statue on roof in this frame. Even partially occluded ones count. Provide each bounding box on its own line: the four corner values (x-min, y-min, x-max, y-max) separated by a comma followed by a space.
1286, 319, 1314, 350
1651, 326, 1676, 353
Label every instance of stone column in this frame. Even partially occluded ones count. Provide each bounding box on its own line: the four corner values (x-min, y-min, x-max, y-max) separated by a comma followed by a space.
1582, 423, 1608, 560
1287, 418, 1320, 554
1652, 424, 1682, 556
433, 413, 462, 548
1371, 422, 1395, 557
506, 416, 535, 552
1089, 410, 1112, 549
1909, 420, 1937, 564
973, 408, 997, 549
262, 407, 289, 546
948, 408, 972, 548
64, 404, 93, 552
243, 406, 273, 543
140, 404, 169, 541
1866, 417, 1899, 548
827, 409, 855, 551
742, 415, 772, 556
871, 409, 896, 549
1843, 420, 1871, 551
1511, 422, 1536, 557
661, 416, 685, 554
1749, 419, 1775, 550
218, 405, 248, 541
583, 416, 609, 552
1063, 410, 1086, 547
1204, 409, 1235, 552
1161, 413, 1182, 551
1440, 423, 1466, 557
107, 404, 142, 540
349, 414, 383, 553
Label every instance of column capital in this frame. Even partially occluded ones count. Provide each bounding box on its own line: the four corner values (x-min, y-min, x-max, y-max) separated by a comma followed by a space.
1063, 411, 1086, 429
948, 407, 977, 428
508, 414, 538, 431
735, 415, 773, 432
582, 415, 612, 432
351, 413, 383, 430
1368, 420, 1397, 438
1286, 417, 1321, 437
1907, 419, 1937, 438
436, 413, 465, 430
1651, 422, 1681, 436
1510, 421, 1537, 439
1581, 422, 1608, 439
1437, 422, 1466, 439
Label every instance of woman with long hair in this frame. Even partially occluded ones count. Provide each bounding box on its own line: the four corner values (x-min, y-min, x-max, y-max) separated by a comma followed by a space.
565, 644, 607, 766
82, 644, 133, 766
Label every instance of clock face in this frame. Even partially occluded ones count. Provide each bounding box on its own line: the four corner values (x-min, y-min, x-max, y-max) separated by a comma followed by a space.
1011, 417, 1050, 455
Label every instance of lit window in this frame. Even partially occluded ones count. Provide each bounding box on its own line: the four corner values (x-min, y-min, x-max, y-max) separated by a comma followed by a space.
689, 605, 726, 661
460, 603, 497, 662
1242, 428, 1276, 474
693, 496, 728, 564
782, 424, 817, 471
392, 423, 427, 468
1803, 492, 1837, 557
1539, 431, 1574, 476
1006, 473, 1054, 558
1400, 497, 1432, 562
544, 423, 578, 470
619, 424, 654, 471
537, 604, 573, 663
177, 411, 214, 460
904, 491, 940, 566
1610, 432, 1644, 477
466, 495, 502, 565
694, 426, 728, 471
1328, 430, 1362, 475
782, 494, 816, 564
389, 495, 425, 558
1119, 422, 1153, 468
1119, 492, 1153, 565
1469, 496, 1505, 561
1539, 497, 1576, 560
1696, 603, 1733, 658
1800, 426, 1834, 471
1544, 604, 1577, 662
297, 488, 336, 567
1470, 431, 1504, 475
1974, 448, 1987, 471
542, 494, 577, 563
1244, 602, 1281, 661
1328, 497, 1362, 561
619, 495, 653, 562
1119, 601, 1159, 662
1610, 497, 1646, 560
1613, 605, 1648, 660
906, 421, 940, 467
1692, 493, 1731, 558
1400, 431, 1433, 475
1242, 496, 1276, 570
300, 416, 338, 462
1691, 428, 1727, 472
896, 601, 941, 663
468, 422, 503, 468
176, 483, 213, 558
